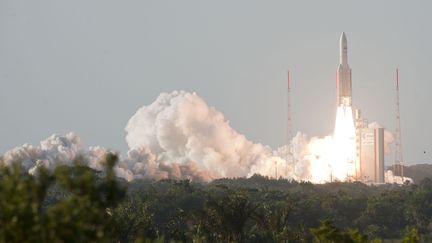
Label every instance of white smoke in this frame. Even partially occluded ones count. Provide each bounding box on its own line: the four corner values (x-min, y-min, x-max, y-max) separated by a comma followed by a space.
1, 91, 404, 184
1, 133, 119, 177
125, 91, 311, 181
385, 170, 413, 184
1, 91, 317, 182
119, 146, 212, 182
3, 133, 82, 172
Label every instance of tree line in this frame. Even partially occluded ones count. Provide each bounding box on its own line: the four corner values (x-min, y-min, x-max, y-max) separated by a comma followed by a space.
0, 155, 428, 242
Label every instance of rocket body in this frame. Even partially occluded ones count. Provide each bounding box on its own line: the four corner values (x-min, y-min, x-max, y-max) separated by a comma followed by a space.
332, 32, 357, 182
337, 32, 352, 107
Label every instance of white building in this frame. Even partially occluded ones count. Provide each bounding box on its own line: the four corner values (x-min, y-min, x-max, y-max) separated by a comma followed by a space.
355, 110, 385, 183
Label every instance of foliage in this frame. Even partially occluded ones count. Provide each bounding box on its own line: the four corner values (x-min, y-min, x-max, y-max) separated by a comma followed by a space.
402, 228, 420, 243
310, 220, 368, 243
1, 158, 432, 242
0, 154, 125, 243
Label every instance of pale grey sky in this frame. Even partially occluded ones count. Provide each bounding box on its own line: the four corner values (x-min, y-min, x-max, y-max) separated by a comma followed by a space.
0, 1, 431, 165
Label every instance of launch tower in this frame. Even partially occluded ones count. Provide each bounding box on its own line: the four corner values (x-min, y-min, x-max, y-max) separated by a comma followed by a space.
394, 69, 404, 180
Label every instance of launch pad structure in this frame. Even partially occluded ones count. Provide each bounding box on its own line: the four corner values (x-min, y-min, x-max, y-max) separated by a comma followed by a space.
394, 69, 404, 180
354, 110, 385, 183
286, 70, 293, 178
284, 32, 404, 184
338, 33, 406, 184
338, 32, 386, 184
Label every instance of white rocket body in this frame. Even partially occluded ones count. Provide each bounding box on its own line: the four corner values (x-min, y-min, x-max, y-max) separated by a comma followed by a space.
337, 32, 352, 107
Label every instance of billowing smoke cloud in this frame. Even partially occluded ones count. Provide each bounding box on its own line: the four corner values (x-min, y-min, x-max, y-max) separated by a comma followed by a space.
118, 146, 212, 182
1, 133, 115, 176
385, 170, 413, 184
125, 91, 310, 181
1, 91, 406, 184
1, 91, 314, 182
3, 133, 82, 172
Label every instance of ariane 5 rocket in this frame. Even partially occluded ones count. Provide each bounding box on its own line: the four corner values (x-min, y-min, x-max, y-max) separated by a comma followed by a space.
337, 32, 352, 107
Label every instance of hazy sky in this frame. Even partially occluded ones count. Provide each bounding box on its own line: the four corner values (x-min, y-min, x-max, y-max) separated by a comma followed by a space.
1, 1, 431, 165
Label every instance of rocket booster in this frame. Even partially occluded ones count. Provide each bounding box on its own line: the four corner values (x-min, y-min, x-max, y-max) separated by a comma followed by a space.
337, 32, 352, 107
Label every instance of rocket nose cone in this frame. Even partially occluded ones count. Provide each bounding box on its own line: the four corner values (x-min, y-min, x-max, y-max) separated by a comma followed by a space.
339, 32, 348, 65
340, 32, 347, 44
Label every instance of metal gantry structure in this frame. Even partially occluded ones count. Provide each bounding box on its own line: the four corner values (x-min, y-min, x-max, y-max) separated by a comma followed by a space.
394, 68, 404, 180
286, 70, 293, 178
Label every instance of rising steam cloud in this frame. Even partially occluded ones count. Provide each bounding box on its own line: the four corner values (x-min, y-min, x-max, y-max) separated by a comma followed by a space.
1, 91, 398, 183
126, 91, 288, 180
